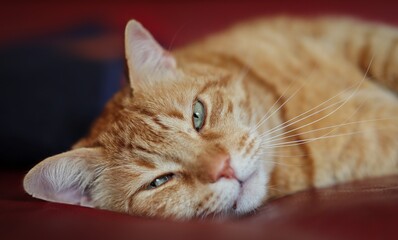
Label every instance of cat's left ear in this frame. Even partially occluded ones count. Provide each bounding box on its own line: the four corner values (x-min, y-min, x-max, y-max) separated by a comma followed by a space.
23, 148, 103, 207
125, 20, 177, 86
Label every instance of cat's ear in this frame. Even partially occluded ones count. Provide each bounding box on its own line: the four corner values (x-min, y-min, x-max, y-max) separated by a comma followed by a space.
23, 148, 103, 207
125, 20, 177, 87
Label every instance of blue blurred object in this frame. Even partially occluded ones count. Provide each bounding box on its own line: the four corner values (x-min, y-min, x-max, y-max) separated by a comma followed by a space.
0, 22, 123, 169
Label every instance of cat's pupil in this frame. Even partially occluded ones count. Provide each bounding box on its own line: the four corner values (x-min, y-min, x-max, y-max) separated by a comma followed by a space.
192, 100, 205, 131
148, 174, 173, 190
154, 178, 162, 186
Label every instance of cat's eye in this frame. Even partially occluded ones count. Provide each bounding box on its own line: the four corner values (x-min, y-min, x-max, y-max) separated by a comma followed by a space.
192, 100, 206, 131
147, 173, 174, 190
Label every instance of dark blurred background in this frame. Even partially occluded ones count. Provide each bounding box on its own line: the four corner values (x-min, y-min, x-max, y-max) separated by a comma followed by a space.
1, 0, 397, 170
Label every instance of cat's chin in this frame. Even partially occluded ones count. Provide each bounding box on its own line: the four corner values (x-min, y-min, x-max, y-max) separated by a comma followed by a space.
232, 168, 267, 215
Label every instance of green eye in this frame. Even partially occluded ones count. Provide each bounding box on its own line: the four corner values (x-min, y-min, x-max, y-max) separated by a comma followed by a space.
192, 100, 206, 131
147, 174, 174, 190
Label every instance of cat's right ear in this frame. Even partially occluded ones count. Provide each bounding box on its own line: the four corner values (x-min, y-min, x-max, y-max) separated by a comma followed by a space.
125, 20, 177, 88
23, 148, 103, 207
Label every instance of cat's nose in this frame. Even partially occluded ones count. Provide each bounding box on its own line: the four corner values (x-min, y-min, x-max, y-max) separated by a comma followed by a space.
209, 153, 236, 182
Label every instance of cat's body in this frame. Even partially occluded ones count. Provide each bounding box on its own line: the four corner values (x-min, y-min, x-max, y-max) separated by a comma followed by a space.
24, 16, 398, 219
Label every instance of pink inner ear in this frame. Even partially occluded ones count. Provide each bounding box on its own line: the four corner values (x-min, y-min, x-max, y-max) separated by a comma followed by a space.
52, 188, 86, 205
125, 20, 177, 82
162, 50, 177, 68
131, 26, 152, 44
24, 148, 100, 208
29, 174, 91, 207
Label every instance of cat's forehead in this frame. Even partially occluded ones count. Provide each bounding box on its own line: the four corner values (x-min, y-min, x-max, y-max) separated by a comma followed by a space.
98, 69, 242, 150
131, 72, 233, 108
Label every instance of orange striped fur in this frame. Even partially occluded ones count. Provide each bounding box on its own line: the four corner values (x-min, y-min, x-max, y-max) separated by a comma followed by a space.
24, 16, 398, 219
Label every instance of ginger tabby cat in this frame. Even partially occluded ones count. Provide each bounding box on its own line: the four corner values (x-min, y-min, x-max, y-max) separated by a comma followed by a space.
24, 16, 398, 219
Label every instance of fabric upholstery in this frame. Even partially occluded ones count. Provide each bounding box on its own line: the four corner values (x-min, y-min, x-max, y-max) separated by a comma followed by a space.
1, 172, 398, 240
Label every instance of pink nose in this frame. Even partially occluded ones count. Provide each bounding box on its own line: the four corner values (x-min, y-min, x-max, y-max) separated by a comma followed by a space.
209, 153, 236, 182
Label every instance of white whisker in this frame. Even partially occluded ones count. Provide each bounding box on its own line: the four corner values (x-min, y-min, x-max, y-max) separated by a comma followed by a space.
251, 70, 319, 133
264, 126, 394, 149
251, 80, 299, 132
263, 117, 395, 145
260, 99, 345, 138
167, 23, 189, 51
261, 56, 374, 141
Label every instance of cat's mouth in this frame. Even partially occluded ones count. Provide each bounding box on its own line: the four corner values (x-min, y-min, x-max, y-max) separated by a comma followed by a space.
232, 179, 246, 210
231, 169, 260, 212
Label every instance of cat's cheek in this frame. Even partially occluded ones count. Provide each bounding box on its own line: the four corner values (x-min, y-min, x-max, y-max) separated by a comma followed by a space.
230, 154, 261, 182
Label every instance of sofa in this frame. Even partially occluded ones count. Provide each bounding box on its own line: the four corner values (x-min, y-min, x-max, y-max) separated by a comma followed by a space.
2, 172, 398, 239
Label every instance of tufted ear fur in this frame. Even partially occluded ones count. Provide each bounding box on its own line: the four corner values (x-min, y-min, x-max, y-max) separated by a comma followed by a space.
23, 148, 103, 207
125, 20, 177, 87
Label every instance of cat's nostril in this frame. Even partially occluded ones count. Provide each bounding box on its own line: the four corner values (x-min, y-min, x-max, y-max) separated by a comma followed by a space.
219, 164, 236, 179
210, 154, 236, 182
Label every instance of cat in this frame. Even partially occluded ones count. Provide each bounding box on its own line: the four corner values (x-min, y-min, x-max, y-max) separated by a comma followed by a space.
23, 16, 398, 219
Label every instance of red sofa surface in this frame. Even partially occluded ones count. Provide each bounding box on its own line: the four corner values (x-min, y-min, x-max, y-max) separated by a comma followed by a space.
1, 172, 398, 240
1, 1, 398, 240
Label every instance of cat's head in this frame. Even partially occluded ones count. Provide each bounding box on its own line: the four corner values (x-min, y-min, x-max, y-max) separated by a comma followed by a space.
24, 20, 273, 219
